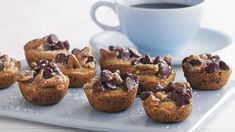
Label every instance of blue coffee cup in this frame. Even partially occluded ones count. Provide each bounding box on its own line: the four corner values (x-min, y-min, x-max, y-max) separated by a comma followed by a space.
91, 0, 205, 56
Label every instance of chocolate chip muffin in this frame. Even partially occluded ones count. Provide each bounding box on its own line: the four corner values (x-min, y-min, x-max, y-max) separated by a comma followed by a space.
0, 53, 21, 89
182, 53, 232, 90
99, 45, 141, 73
54, 47, 96, 88
84, 70, 139, 113
17, 60, 69, 105
131, 55, 176, 93
140, 82, 192, 123
24, 34, 70, 66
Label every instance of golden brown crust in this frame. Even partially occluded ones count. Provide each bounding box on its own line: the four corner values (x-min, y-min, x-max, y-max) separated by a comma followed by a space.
183, 67, 232, 90
0, 59, 21, 89
84, 81, 138, 113
54, 47, 96, 88
143, 95, 192, 123
24, 37, 47, 50
25, 49, 69, 67
24, 36, 69, 66
0, 70, 18, 89
138, 70, 176, 91
59, 66, 96, 88
18, 76, 69, 105
99, 56, 132, 73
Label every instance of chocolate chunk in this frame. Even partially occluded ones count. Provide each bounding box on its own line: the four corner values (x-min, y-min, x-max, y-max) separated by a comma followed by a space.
140, 91, 153, 101
182, 57, 188, 63
120, 72, 131, 80
171, 87, 192, 107
219, 61, 230, 70
55, 53, 68, 64
33, 60, 60, 79
211, 55, 220, 62
92, 81, 104, 92
109, 46, 123, 52
128, 48, 141, 58
109, 46, 140, 59
103, 82, 117, 90
117, 48, 130, 59
43, 68, 54, 79
164, 82, 176, 92
121, 73, 138, 82
55, 41, 64, 50
48, 63, 59, 74
86, 56, 94, 63
123, 77, 136, 91
99, 70, 138, 91
151, 83, 164, 93
145, 81, 192, 107
44, 43, 54, 51
47, 34, 59, 44
0, 61, 4, 71
171, 92, 191, 107
100, 70, 113, 82
189, 59, 202, 66
71, 48, 80, 55
204, 62, 220, 73
38, 60, 49, 67
157, 63, 170, 77
108, 45, 115, 51
153, 56, 161, 64
63, 40, 70, 50
44, 41, 65, 51
140, 54, 152, 64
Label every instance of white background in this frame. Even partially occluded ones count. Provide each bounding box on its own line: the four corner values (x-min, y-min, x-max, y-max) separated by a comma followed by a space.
0, 0, 235, 131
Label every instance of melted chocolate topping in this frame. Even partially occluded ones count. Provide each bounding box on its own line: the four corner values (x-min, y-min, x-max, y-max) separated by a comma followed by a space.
140, 82, 192, 107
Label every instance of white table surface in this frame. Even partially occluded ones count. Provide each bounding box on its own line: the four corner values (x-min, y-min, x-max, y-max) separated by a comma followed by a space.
0, 0, 235, 131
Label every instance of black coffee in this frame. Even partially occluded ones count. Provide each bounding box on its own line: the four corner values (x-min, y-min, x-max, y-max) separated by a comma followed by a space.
132, 3, 191, 9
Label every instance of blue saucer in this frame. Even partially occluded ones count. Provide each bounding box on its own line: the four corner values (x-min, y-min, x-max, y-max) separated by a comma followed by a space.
90, 28, 232, 65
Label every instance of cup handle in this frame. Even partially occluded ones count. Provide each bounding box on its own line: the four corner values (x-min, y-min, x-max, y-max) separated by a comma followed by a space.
90, 1, 121, 32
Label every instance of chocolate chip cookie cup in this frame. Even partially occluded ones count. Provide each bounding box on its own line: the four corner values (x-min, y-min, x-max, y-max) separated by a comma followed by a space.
24, 34, 70, 66
131, 55, 176, 92
84, 70, 139, 113
0, 54, 21, 89
182, 54, 232, 90
54, 47, 96, 88
17, 60, 69, 105
140, 82, 192, 123
99, 45, 141, 73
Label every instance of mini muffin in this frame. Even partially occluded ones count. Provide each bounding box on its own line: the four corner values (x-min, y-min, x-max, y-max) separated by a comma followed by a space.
140, 82, 192, 123
182, 53, 232, 90
84, 70, 139, 113
99, 45, 141, 73
0, 53, 21, 89
16, 60, 69, 105
24, 34, 70, 66
54, 47, 96, 88
131, 55, 176, 93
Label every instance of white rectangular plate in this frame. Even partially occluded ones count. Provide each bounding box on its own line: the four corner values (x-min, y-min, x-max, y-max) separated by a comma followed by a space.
0, 61, 234, 132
